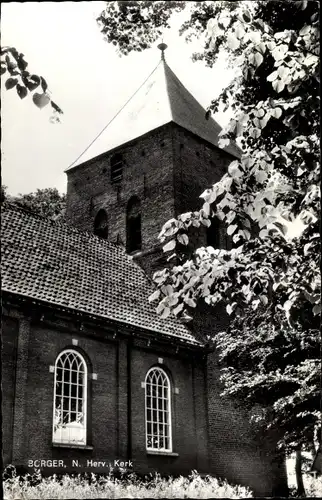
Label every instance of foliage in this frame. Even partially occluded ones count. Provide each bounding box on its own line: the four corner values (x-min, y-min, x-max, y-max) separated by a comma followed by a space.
3, 467, 253, 499
3, 187, 66, 221
97, 1, 186, 55
99, 0, 321, 461
1, 46, 63, 122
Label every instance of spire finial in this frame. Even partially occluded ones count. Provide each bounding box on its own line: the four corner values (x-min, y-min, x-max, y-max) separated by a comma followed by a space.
157, 42, 168, 61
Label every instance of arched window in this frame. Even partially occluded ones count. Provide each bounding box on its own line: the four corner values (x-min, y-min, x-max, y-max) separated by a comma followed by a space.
53, 349, 87, 445
145, 367, 172, 452
94, 209, 108, 239
111, 153, 123, 183
126, 196, 141, 253
207, 217, 221, 248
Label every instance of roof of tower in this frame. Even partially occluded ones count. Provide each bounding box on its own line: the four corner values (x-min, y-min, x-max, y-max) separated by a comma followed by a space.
68, 56, 240, 170
1, 203, 200, 345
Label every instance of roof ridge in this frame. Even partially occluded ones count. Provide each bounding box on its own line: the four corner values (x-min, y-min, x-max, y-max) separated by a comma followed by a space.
1, 201, 125, 251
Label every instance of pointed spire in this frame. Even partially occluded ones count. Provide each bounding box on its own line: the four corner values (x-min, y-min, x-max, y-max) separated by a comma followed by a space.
157, 42, 168, 61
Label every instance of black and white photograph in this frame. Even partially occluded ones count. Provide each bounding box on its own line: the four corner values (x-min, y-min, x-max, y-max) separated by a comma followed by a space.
1, 1, 321, 498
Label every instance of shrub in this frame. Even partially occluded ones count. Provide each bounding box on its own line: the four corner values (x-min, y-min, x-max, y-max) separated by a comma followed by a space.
3, 467, 253, 499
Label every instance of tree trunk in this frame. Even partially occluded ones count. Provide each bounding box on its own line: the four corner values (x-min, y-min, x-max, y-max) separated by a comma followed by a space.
295, 449, 305, 497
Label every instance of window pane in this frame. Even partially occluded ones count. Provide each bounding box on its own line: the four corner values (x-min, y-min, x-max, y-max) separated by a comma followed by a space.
53, 350, 87, 445
145, 368, 172, 451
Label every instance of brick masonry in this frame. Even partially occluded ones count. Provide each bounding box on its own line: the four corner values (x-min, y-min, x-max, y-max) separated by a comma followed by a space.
2, 315, 19, 465
2, 306, 208, 478
65, 123, 233, 270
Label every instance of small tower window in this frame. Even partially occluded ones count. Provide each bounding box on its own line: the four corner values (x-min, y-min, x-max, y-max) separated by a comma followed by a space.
207, 217, 220, 249
111, 153, 123, 183
94, 209, 108, 239
126, 196, 142, 253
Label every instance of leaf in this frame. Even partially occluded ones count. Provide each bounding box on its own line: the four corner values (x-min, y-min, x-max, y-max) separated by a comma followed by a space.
255, 108, 265, 118
283, 300, 293, 312
257, 42, 266, 55
148, 290, 160, 303
271, 107, 283, 119
254, 52, 263, 67
227, 224, 237, 236
160, 307, 170, 319
299, 25, 310, 36
227, 33, 240, 50
217, 14, 230, 29
17, 55, 28, 71
266, 41, 276, 51
156, 302, 165, 314
267, 70, 278, 82
163, 239, 176, 252
25, 79, 39, 91
242, 9, 252, 23
32, 92, 50, 109
273, 221, 288, 235
249, 127, 261, 138
235, 24, 245, 40
8, 47, 19, 61
51, 100, 63, 114
303, 242, 312, 256
177, 233, 189, 246
228, 161, 243, 178
200, 187, 218, 204
259, 116, 269, 129
249, 31, 261, 44
16, 84, 28, 99
313, 304, 321, 316
272, 79, 285, 93
207, 18, 217, 35
202, 202, 211, 216
277, 65, 289, 79
259, 295, 268, 306
226, 302, 237, 315
40, 76, 48, 92
173, 303, 184, 316
200, 218, 211, 228
255, 169, 268, 183
5, 77, 18, 90
1, 65, 6, 75
184, 297, 197, 308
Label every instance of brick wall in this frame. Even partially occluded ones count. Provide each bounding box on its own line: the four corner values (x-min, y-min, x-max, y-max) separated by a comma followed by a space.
191, 303, 288, 496
66, 125, 176, 254
3, 306, 209, 477
2, 315, 19, 465
130, 347, 209, 475
23, 321, 118, 467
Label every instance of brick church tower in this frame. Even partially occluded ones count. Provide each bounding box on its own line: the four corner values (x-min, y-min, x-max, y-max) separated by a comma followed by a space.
65, 45, 288, 496
65, 44, 239, 275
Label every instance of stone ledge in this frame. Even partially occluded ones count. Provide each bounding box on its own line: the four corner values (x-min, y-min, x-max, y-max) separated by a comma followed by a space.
147, 450, 179, 457
52, 443, 93, 451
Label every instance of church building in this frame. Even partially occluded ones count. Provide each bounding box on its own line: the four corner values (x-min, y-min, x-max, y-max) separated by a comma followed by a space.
2, 45, 288, 496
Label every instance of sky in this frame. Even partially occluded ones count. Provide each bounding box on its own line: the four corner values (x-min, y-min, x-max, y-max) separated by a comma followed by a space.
1, 2, 235, 196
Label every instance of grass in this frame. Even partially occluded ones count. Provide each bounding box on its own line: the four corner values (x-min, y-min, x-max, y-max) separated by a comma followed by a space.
3, 468, 253, 499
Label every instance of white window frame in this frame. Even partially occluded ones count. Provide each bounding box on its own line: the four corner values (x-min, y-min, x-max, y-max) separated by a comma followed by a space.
145, 367, 172, 452
52, 349, 87, 446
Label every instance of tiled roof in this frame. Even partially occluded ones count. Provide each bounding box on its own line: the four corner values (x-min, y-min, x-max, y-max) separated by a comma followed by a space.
68, 60, 240, 169
1, 204, 199, 345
